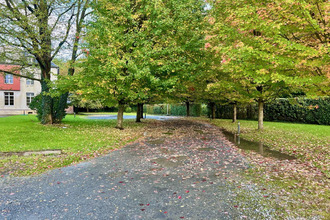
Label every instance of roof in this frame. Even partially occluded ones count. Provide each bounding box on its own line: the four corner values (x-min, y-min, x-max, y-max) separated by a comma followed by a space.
51, 62, 59, 68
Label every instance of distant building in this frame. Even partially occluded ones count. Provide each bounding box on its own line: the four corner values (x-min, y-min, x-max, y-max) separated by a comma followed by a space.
0, 63, 59, 115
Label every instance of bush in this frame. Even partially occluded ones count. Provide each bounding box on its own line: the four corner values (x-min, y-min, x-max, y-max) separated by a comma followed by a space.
144, 103, 203, 117
170, 104, 187, 116
29, 93, 68, 123
125, 106, 132, 113
214, 97, 330, 125
264, 97, 330, 125
192, 104, 202, 116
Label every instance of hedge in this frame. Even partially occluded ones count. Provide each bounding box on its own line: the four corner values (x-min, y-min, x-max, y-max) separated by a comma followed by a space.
144, 103, 205, 117
214, 97, 330, 125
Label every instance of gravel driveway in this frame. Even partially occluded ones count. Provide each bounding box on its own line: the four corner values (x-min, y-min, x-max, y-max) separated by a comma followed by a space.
0, 120, 274, 219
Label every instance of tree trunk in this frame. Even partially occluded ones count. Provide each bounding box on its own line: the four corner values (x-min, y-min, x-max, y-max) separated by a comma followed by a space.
210, 102, 216, 119
232, 103, 237, 123
258, 99, 264, 130
186, 101, 190, 117
140, 103, 144, 119
116, 101, 125, 130
259, 142, 264, 154
136, 103, 141, 122
50, 3, 88, 124
247, 104, 252, 119
40, 79, 53, 124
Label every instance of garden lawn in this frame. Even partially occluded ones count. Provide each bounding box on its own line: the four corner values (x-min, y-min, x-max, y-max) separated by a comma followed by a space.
0, 115, 145, 176
209, 119, 330, 219
210, 119, 330, 176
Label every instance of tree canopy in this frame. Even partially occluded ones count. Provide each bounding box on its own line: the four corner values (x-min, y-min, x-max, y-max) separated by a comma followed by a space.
74, 0, 208, 129
206, 0, 329, 129
0, 0, 91, 124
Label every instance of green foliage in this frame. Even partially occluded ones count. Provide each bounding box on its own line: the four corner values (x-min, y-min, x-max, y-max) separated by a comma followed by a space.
214, 97, 330, 125
264, 97, 330, 125
207, 0, 330, 129
76, 0, 208, 118
208, 0, 329, 95
215, 104, 258, 121
170, 104, 187, 116
144, 103, 203, 116
125, 106, 133, 113
29, 94, 43, 121
145, 104, 167, 115
69, 93, 103, 110
201, 104, 208, 116
29, 93, 68, 124
0, 0, 86, 124
153, 106, 163, 115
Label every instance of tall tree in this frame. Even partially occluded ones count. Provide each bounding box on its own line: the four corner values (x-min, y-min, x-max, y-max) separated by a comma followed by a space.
78, 0, 207, 129
0, 0, 91, 124
55, 0, 91, 123
208, 0, 329, 129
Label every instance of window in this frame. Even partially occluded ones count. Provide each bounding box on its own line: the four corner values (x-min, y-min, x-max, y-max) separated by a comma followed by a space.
26, 79, 34, 85
4, 92, 14, 106
26, 92, 34, 106
5, 74, 13, 84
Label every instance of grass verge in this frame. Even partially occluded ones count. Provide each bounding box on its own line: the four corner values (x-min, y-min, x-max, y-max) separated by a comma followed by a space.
0, 115, 146, 176
208, 119, 330, 219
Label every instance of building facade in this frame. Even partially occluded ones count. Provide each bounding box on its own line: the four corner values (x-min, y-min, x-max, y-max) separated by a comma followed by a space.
0, 63, 59, 115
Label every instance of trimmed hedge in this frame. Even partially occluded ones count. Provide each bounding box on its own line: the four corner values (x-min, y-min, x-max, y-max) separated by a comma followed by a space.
264, 98, 330, 125
144, 103, 204, 117
214, 97, 330, 125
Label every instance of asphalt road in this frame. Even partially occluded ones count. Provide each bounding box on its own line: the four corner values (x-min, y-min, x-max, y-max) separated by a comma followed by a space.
0, 120, 273, 219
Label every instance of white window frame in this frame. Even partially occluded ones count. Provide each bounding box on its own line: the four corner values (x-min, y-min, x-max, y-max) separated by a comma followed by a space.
5, 74, 13, 84
26, 78, 34, 85
26, 92, 34, 106
4, 92, 14, 106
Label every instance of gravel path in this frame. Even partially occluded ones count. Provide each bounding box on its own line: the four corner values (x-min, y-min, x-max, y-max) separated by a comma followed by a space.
0, 120, 272, 219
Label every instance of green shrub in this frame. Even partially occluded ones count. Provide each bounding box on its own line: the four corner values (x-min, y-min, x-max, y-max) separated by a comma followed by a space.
214, 97, 330, 125
125, 106, 132, 113
153, 106, 162, 114
144, 103, 203, 116
201, 104, 208, 116
191, 104, 202, 116
170, 104, 187, 116
264, 97, 330, 125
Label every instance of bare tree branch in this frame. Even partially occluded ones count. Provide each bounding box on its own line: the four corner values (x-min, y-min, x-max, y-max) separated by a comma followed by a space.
0, 68, 41, 82
22, 0, 35, 14
51, 13, 75, 60
50, 2, 76, 33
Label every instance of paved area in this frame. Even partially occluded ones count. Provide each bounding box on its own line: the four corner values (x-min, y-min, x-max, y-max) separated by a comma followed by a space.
0, 120, 272, 219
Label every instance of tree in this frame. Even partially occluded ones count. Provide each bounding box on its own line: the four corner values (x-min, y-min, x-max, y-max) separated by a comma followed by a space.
208, 0, 329, 129
55, 0, 91, 122
78, 0, 207, 129
0, 0, 91, 124
207, 78, 253, 122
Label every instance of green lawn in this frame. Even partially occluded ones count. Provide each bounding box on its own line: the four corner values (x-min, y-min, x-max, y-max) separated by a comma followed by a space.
209, 119, 330, 219
0, 115, 145, 175
211, 119, 329, 175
